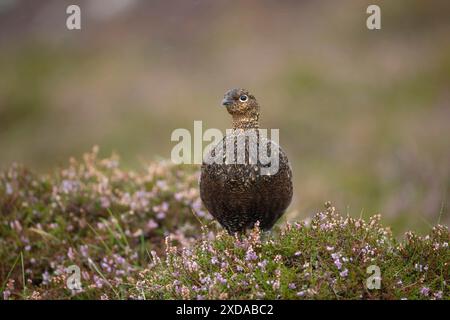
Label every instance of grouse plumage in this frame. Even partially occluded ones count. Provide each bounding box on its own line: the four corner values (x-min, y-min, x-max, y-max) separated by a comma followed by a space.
200, 88, 293, 233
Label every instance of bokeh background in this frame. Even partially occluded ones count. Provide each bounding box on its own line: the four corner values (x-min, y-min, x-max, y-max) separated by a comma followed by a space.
0, 0, 449, 234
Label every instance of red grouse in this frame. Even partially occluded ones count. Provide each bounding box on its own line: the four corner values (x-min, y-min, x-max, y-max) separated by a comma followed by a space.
200, 88, 293, 233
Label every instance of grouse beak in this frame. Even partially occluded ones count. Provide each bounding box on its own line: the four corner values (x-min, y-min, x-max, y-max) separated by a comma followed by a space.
221, 97, 233, 107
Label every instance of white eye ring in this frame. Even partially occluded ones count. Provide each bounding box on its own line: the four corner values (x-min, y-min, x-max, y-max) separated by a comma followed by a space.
239, 95, 248, 102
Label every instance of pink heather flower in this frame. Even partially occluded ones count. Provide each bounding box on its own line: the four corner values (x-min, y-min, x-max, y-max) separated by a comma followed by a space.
156, 212, 166, 220
67, 247, 75, 260
96, 222, 106, 230
115, 270, 126, 276
156, 180, 167, 190
115, 255, 126, 265
3, 290, 11, 300
294, 251, 301, 256
331, 253, 340, 260
257, 260, 268, 270
196, 210, 207, 217
339, 269, 348, 277
434, 291, 443, 299
192, 199, 202, 212
82, 271, 90, 280
42, 271, 51, 285
326, 246, 334, 251
334, 259, 342, 270
173, 280, 181, 286
174, 192, 183, 201
101, 260, 112, 273
93, 275, 104, 288
420, 287, 430, 296
211, 257, 219, 265
272, 280, 280, 291
10, 220, 22, 232
215, 273, 227, 285
288, 283, 296, 289
80, 245, 89, 258
100, 197, 111, 208
161, 202, 169, 212
5, 183, 13, 195
245, 247, 258, 261
147, 219, 158, 230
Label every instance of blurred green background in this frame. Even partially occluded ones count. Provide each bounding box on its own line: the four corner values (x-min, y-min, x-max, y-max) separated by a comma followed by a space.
0, 0, 449, 234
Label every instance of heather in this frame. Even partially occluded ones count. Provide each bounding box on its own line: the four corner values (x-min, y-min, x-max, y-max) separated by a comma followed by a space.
0, 150, 448, 300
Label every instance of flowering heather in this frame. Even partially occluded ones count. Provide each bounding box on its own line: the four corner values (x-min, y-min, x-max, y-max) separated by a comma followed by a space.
0, 150, 449, 300
128, 203, 449, 300
0, 148, 212, 299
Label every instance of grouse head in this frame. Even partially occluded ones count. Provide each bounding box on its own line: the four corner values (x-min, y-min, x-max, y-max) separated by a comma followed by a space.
221, 88, 260, 129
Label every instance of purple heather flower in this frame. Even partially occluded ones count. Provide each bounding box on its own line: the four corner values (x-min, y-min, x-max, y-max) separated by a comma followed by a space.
288, 283, 297, 289
156, 212, 166, 220
211, 257, 219, 265
257, 260, 268, 270
156, 180, 167, 190
215, 273, 227, 285
161, 202, 169, 212
420, 287, 430, 296
79, 245, 89, 258
100, 197, 111, 208
61, 180, 77, 193
67, 247, 75, 260
334, 259, 342, 270
42, 271, 51, 285
196, 210, 207, 217
3, 290, 11, 300
5, 183, 13, 195
147, 219, 158, 230
11, 220, 22, 232
174, 192, 183, 201
339, 269, 348, 277
93, 275, 104, 288
101, 261, 112, 273
115, 255, 126, 265
245, 247, 258, 261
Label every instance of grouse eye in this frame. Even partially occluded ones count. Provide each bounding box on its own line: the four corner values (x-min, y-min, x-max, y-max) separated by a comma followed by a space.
239, 95, 248, 102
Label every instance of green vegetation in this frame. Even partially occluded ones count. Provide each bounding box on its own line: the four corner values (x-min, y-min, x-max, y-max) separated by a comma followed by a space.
0, 150, 448, 300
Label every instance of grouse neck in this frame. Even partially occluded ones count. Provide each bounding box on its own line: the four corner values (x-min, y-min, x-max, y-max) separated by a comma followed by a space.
231, 114, 260, 129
